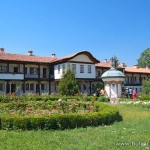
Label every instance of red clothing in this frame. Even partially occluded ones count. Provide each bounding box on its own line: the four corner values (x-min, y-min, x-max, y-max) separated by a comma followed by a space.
132, 90, 136, 100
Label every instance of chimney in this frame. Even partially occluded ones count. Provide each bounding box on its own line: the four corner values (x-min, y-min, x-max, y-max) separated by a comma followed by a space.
105, 59, 107, 62
133, 64, 138, 68
28, 50, 33, 56
0, 48, 4, 52
120, 63, 126, 67
146, 65, 149, 69
51, 53, 56, 57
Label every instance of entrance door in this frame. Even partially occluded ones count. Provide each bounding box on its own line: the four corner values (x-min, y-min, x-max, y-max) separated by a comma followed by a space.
111, 83, 117, 98
36, 84, 39, 93
11, 84, 16, 93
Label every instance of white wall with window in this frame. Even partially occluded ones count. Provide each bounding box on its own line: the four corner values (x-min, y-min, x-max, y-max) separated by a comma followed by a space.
54, 63, 96, 79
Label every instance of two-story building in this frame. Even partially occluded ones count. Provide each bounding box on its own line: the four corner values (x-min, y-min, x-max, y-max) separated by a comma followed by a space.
0, 48, 150, 95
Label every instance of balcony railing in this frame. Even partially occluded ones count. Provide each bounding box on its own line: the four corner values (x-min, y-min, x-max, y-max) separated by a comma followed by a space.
0, 72, 24, 80
25, 74, 54, 79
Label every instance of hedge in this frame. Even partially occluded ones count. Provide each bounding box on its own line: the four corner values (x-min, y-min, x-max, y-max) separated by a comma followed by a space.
0, 102, 122, 130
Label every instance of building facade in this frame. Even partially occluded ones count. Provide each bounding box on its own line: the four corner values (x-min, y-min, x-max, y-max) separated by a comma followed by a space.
0, 48, 150, 95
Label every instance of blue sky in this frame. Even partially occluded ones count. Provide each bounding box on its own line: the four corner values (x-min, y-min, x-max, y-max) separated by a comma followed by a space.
0, 0, 150, 66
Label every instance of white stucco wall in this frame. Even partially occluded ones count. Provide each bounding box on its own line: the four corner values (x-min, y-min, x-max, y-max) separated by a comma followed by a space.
54, 63, 96, 79
111, 83, 117, 98
70, 54, 93, 62
54, 54, 96, 79
105, 84, 110, 97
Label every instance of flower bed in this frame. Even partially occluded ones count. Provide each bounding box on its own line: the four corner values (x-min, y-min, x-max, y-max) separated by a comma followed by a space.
0, 101, 121, 130
119, 100, 150, 110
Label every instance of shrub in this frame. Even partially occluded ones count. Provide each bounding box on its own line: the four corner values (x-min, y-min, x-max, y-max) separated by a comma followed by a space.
0, 102, 122, 130
97, 96, 110, 102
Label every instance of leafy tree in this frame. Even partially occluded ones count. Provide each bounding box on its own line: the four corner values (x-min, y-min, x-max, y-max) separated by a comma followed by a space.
137, 48, 150, 68
92, 82, 104, 93
111, 55, 120, 69
142, 79, 150, 94
58, 69, 79, 96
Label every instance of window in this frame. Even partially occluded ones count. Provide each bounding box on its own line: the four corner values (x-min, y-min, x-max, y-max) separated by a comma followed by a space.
41, 84, 45, 90
62, 64, 65, 74
30, 67, 34, 75
14, 67, 18, 73
4, 66, 7, 72
72, 64, 76, 72
30, 84, 34, 91
98, 71, 101, 76
0, 66, 3, 72
88, 65, 91, 73
58, 65, 60, 74
24, 67, 27, 74
134, 77, 136, 82
80, 65, 84, 73
35, 68, 38, 75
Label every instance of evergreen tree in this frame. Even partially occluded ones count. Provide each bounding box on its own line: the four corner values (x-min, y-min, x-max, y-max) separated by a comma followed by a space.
58, 69, 79, 96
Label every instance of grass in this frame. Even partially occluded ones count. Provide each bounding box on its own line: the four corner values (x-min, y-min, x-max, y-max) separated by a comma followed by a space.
0, 104, 150, 150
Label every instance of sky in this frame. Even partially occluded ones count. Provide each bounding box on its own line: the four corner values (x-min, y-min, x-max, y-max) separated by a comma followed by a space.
0, 0, 150, 66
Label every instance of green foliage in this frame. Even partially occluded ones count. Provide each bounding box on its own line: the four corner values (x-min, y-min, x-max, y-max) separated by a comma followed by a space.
112, 55, 120, 69
0, 102, 121, 130
92, 82, 104, 93
0, 105, 150, 150
58, 69, 79, 96
137, 93, 150, 101
137, 48, 150, 68
97, 96, 110, 102
142, 79, 150, 94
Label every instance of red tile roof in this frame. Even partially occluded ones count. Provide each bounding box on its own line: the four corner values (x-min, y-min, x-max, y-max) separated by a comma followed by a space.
0, 52, 58, 63
96, 62, 112, 68
124, 67, 150, 74
52, 51, 100, 64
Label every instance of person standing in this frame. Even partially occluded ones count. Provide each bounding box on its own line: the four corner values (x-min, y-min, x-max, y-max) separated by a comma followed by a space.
125, 88, 129, 98
132, 88, 137, 100
129, 88, 133, 99
100, 88, 105, 96
96, 88, 100, 97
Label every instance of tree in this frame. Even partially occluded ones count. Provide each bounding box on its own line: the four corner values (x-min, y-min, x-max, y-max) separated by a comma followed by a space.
137, 48, 150, 68
58, 69, 79, 96
142, 79, 150, 94
92, 82, 104, 94
111, 55, 120, 69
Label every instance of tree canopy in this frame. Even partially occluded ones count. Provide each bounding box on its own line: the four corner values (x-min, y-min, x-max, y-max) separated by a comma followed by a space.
142, 79, 150, 94
137, 48, 150, 68
58, 69, 79, 96
111, 55, 120, 69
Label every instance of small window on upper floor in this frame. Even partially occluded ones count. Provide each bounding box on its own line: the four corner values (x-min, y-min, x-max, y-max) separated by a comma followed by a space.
62, 64, 65, 74
24, 67, 27, 74
14, 67, 19, 73
4, 66, 7, 72
58, 65, 60, 74
72, 64, 76, 72
30, 67, 34, 75
80, 65, 84, 73
88, 65, 91, 73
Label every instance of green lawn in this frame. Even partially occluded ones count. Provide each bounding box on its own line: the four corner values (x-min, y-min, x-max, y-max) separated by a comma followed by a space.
0, 104, 150, 150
